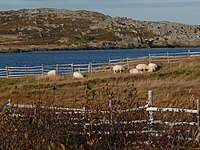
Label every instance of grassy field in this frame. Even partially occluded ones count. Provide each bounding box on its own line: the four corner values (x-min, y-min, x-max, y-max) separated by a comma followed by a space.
0, 57, 200, 109
1, 57, 200, 149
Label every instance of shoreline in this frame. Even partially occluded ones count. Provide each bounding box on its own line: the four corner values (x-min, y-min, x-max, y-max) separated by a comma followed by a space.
0, 45, 199, 53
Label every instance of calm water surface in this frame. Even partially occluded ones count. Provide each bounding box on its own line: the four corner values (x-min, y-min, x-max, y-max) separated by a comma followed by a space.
0, 47, 199, 68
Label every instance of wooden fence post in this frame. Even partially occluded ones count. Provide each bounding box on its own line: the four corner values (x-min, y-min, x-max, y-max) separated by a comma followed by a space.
83, 107, 87, 134
6, 66, 9, 78
109, 100, 113, 134
109, 100, 113, 125
0, 99, 12, 111
109, 59, 112, 71
71, 63, 74, 73
148, 53, 152, 63
147, 90, 154, 133
197, 100, 200, 126
41, 64, 44, 75
167, 52, 170, 63
126, 57, 129, 69
196, 99, 200, 142
88, 62, 92, 73
188, 49, 191, 60
56, 64, 59, 74
25, 65, 27, 76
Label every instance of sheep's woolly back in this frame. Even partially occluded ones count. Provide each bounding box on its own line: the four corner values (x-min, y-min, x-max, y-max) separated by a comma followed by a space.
47, 70, 57, 77
130, 68, 141, 74
113, 65, 124, 74
73, 72, 84, 79
148, 63, 158, 72
136, 64, 149, 72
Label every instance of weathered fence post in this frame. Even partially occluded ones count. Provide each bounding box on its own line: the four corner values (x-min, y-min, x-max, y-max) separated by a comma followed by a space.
25, 65, 27, 76
109, 100, 113, 134
147, 90, 154, 133
196, 99, 200, 142
71, 63, 74, 73
126, 57, 130, 69
167, 52, 170, 63
56, 64, 59, 74
83, 107, 87, 134
6, 66, 9, 78
88, 62, 92, 73
188, 49, 191, 60
197, 100, 200, 126
0, 99, 12, 111
109, 59, 112, 71
109, 100, 113, 125
148, 53, 152, 63
41, 64, 44, 75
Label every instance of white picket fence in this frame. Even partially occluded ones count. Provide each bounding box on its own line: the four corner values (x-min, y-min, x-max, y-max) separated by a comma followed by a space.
0, 50, 200, 78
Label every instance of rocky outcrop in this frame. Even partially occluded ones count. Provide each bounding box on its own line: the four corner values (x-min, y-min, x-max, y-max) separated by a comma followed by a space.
0, 8, 199, 52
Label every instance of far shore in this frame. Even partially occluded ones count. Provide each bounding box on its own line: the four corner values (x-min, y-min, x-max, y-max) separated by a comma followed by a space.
0, 45, 199, 53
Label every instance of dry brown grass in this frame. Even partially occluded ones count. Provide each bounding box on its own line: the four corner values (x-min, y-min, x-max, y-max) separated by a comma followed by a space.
1, 58, 200, 149
0, 57, 200, 109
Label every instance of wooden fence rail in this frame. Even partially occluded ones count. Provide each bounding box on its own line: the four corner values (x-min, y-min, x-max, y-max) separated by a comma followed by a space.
108, 50, 200, 70
0, 62, 111, 78
1, 90, 199, 128
1, 90, 200, 141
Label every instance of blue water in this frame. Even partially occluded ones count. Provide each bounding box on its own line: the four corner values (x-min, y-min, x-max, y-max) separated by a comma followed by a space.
0, 47, 199, 68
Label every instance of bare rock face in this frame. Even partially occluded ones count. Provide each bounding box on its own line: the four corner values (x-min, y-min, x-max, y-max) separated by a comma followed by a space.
0, 8, 199, 52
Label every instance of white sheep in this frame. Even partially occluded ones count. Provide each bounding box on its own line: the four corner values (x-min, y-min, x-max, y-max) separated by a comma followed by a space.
136, 64, 149, 72
47, 70, 57, 77
113, 65, 124, 74
148, 63, 158, 72
73, 72, 84, 79
129, 68, 141, 74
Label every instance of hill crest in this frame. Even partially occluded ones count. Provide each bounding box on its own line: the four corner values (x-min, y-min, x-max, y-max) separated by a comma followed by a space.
0, 8, 200, 52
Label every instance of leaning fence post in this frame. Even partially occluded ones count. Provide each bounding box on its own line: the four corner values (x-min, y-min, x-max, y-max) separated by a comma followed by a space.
147, 90, 153, 133
0, 99, 12, 111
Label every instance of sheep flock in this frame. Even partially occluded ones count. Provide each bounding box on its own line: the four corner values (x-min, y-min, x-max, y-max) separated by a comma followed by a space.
113, 63, 159, 75
45, 62, 158, 80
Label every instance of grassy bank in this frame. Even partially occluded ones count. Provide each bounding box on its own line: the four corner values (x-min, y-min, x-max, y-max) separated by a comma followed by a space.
0, 57, 200, 109
1, 57, 200, 149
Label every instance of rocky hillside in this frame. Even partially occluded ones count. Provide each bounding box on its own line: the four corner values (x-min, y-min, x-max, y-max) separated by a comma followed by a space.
0, 8, 200, 52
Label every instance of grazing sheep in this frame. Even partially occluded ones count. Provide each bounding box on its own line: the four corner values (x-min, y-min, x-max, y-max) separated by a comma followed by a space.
47, 70, 57, 77
136, 64, 149, 72
73, 72, 84, 79
129, 68, 141, 74
148, 63, 158, 72
113, 65, 124, 74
